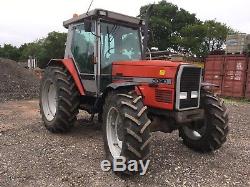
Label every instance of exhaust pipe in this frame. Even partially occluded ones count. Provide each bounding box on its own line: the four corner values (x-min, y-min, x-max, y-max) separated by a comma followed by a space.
142, 4, 154, 60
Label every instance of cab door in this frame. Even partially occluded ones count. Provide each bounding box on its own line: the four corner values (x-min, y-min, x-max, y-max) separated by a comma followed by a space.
70, 22, 97, 96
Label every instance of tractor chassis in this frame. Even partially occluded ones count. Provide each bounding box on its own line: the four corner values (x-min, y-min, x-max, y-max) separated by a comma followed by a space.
148, 108, 205, 133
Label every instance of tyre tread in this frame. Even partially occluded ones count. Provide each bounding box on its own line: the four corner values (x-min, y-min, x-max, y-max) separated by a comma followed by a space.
180, 90, 229, 152
39, 65, 79, 133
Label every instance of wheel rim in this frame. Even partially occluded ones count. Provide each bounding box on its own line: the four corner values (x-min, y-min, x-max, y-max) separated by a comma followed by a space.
182, 120, 207, 140
42, 81, 57, 121
106, 107, 123, 157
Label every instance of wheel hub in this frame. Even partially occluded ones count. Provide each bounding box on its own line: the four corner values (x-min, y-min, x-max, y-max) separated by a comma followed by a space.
42, 81, 57, 121
183, 120, 207, 140
106, 107, 123, 157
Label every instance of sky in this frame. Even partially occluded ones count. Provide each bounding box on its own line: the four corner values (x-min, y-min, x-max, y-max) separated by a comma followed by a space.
0, 0, 250, 47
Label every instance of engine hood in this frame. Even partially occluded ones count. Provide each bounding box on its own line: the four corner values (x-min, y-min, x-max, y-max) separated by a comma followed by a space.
112, 60, 186, 67
112, 60, 188, 79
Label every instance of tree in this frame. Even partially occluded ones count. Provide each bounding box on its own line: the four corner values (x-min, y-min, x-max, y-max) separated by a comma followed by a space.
203, 20, 230, 52
139, 0, 198, 51
19, 32, 67, 67
0, 45, 3, 57
19, 41, 42, 61
0, 44, 21, 61
179, 23, 207, 57
139, 0, 234, 59
180, 20, 232, 58
39, 32, 67, 67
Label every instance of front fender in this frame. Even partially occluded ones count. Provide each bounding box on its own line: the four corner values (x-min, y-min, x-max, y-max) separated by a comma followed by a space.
104, 82, 143, 98
106, 82, 139, 90
201, 82, 219, 90
201, 82, 219, 87
47, 59, 85, 95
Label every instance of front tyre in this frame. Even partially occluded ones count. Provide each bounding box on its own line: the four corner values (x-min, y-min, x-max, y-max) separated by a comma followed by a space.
102, 90, 151, 175
179, 90, 229, 152
39, 65, 80, 133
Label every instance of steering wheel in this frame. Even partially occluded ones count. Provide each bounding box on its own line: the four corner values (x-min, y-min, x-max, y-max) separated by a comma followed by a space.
105, 48, 115, 59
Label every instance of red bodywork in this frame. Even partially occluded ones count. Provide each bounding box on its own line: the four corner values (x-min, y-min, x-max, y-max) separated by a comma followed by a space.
112, 60, 183, 110
52, 59, 183, 110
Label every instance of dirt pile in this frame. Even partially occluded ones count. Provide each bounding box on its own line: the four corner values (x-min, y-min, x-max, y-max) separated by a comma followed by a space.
0, 58, 40, 102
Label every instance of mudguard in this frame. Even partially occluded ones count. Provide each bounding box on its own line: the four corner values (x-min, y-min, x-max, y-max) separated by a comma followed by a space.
47, 59, 85, 95
105, 82, 142, 97
106, 82, 139, 90
201, 82, 219, 90
201, 82, 219, 89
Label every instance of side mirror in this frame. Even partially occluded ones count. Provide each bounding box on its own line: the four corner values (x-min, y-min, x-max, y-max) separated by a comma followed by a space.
84, 19, 92, 32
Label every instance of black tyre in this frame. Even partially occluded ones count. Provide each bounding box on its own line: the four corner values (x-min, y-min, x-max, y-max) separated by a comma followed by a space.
39, 65, 80, 133
179, 90, 229, 152
102, 90, 151, 175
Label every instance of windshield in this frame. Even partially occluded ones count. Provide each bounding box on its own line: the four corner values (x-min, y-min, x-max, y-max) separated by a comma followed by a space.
100, 21, 141, 74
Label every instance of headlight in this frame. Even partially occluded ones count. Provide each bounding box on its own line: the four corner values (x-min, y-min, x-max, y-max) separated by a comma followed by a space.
191, 91, 198, 99
180, 92, 187, 100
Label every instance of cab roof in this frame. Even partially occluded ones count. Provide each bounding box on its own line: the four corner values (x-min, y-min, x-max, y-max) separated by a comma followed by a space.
63, 9, 144, 29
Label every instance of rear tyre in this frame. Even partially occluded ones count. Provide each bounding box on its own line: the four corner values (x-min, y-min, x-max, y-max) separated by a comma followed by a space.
102, 89, 151, 175
39, 65, 80, 133
179, 90, 229, 152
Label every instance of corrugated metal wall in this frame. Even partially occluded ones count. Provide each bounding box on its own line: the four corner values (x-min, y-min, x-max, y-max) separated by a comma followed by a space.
204, 55, 224, 95
245, 59, 250, 99
222, 55, 247, 97
204, 54, 249, 98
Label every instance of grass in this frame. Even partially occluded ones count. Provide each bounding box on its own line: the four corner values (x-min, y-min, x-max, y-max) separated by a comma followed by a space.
222, 96, 250, 104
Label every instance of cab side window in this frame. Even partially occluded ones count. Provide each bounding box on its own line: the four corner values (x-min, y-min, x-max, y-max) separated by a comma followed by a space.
71, 23, 95, 74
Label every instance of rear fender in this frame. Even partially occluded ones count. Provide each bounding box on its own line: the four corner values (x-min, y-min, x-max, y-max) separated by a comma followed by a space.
47, 59, 85, 95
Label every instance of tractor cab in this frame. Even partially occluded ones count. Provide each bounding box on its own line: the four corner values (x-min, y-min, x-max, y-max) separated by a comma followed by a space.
63, 9, 144, 95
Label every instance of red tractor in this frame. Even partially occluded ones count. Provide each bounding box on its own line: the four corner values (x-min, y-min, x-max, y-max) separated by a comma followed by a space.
40, 9, 229, 174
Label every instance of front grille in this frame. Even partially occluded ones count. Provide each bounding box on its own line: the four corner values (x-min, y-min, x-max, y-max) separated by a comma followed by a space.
177, 66, 202, 110
155, 89, 172, 103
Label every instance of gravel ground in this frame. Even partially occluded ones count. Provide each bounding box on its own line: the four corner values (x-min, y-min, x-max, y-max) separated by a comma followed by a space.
0, 99, 249, 187
0, 58, 40, 102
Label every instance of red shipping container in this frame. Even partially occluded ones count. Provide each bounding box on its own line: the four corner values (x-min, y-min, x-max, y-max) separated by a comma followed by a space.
245, 59, 250, 99
204, 73, 223, 95
204, 55, 225, 95
205, 55, 224, 74
222, 55, 248, 98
